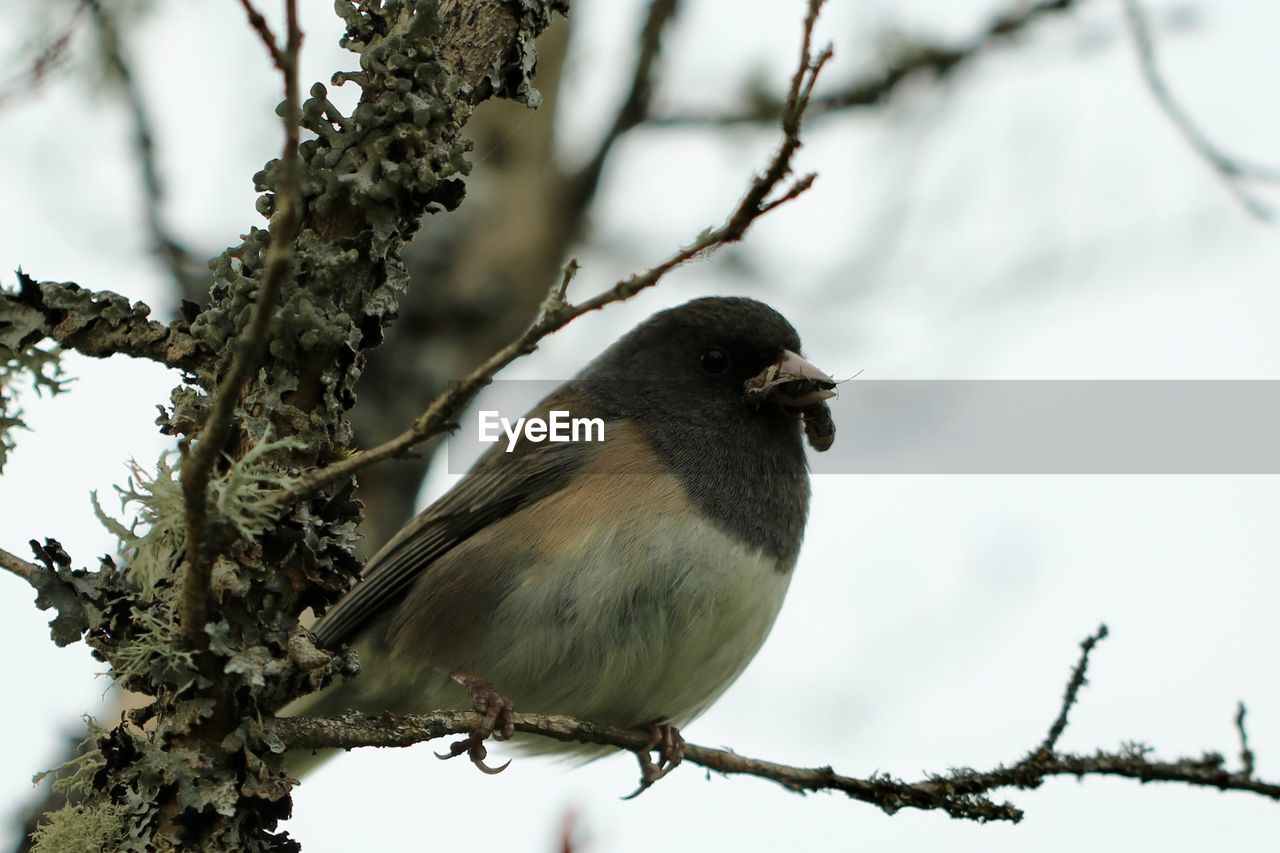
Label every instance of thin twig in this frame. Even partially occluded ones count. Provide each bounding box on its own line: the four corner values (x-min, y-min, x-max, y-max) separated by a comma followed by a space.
1037, 623, 1108, 756
179, 0, 303, 646
270, 0, 831, 510
271, 627, 1280, 823
0, 547, 40, 582
651, 0, 1085, 126
1122, 0, 1280, 221
1236, 701, 1255, 778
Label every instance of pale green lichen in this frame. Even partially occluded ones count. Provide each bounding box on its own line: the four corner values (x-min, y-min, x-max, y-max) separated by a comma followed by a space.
0, 345, 70, 473
106, 603, 195, 687
92, 456, 184, 596
32, 716, 107, 798
28, 802, 127, 853
92, 435, 306, 594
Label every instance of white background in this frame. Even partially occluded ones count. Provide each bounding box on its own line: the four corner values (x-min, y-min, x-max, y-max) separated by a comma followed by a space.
1, 1, 1278, 850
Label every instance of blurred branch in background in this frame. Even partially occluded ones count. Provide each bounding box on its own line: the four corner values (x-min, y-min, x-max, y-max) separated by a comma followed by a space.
84, 0, 209, 292
270, 626, 1280, 823
1122, 0, 1280, 222
651, 0, 1088, 126
0, 5, 83, 109
561, 0, 680, 219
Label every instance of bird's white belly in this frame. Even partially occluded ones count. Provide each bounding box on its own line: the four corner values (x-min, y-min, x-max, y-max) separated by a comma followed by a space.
471, 513, 794, 730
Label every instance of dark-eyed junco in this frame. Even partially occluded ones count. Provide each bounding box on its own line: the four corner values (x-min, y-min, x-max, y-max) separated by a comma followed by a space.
290, 296, 835, 783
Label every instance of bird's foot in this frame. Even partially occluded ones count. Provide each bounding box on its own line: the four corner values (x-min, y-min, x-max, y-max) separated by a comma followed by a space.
434, 671, 515, 775
622, 719, 686, 799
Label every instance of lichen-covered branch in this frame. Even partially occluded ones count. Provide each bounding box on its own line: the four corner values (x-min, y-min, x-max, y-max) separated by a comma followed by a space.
0, 272, 210, 377
272, 0, 829, 508
177, 0, 303, 648
270, 627, 1280, 823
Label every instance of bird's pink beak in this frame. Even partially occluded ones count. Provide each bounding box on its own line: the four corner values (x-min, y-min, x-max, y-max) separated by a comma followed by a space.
770, 349, 837, 407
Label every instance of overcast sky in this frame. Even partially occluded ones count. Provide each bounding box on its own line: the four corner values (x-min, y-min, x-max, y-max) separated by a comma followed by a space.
1, 0, 1278, 850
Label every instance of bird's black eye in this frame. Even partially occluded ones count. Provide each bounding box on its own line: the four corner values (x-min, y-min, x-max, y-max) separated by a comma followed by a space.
699, 347, 729, 374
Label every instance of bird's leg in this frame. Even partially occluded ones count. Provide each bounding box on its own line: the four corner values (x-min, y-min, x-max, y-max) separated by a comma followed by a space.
622, 719, 686, 799
434, 670, 515, 775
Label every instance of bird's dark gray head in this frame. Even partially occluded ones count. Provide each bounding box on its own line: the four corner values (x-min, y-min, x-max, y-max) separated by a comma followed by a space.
580, 296, 819, 423
576, 297, 831, 563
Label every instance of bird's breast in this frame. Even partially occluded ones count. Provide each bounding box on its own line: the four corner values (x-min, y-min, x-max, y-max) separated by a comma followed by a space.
481, 507, 795, 729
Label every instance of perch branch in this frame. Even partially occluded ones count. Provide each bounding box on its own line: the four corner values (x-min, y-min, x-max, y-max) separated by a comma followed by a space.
271, 625, 1280, 823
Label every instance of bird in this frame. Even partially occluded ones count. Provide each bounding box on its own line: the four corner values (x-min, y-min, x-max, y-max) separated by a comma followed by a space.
287, 296, 836, 788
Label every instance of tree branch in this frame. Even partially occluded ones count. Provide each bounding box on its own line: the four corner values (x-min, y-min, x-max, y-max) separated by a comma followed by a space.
0, 273, 209, 375
178, 0, 304, 647
0, 546, 40, 582
271, 0, 830, 509
1122, 0, 1280, 221
272, 626, 1280, 823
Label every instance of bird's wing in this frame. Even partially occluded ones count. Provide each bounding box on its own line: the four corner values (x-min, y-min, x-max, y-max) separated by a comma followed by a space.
314, 395, 611, 648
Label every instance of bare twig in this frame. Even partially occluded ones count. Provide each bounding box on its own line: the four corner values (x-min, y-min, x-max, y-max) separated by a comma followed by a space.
1037, 623, 1108, 756
270, 0, 831, 510
272, 627, 1280, 824
0, 546, 40, 582
84, 0, 205, 293
179, 1, 304, 646
563, 0, 680, 212
1236, 701, 1255, 778
1122, 0, 1280, 221
652, 0, 1085, 126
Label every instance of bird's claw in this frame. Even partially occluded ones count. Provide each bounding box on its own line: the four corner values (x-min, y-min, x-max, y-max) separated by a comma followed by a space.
435, 672, 516, 775
622, 720, 686, 799
434, 735, 511, 775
